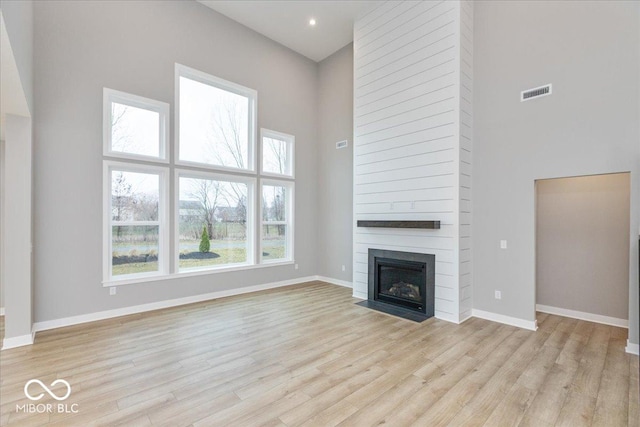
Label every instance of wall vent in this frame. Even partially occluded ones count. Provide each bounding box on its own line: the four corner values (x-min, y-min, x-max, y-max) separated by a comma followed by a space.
521, 84, 552, 102
336, 140, 348, 149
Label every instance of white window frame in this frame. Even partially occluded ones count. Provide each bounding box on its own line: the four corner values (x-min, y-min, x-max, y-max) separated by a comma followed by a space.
175, 169, 256, 274
260, 179, 294, 264
103, 160, 170, 285
103, 88, 170, 163
260, 128, 295, 179
175, 63, 258, 174
101, 70, 299, 287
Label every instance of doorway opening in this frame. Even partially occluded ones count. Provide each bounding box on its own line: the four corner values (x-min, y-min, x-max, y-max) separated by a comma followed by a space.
535, 173, 630, 327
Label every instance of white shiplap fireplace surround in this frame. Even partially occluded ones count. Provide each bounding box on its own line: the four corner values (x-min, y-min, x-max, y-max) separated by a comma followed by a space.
353, 0, 473, 324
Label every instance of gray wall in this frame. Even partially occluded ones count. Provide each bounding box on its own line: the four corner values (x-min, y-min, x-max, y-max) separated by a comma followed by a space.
0, 139, 3, 311
0, 0, 34, 339
536, 174, 630, 320
317, 43, 353, 282
0, 0, 33, 115
2, 114, 33, 340
474, 1, 640, 343
33, 0, 319, 322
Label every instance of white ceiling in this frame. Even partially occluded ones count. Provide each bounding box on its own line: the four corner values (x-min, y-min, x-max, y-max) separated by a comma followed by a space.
198, 1, 383, 62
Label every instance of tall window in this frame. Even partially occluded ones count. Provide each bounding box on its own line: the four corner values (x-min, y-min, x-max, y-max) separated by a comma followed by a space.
104, 66, 295, 286
260, 129, 294, 262
103, 89, 170, 283
104, 163, 168, 280
261, 180, 293, 263
176, 64, 257, 172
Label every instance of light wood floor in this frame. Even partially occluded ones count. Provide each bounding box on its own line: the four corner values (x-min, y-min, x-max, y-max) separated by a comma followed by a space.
0, 282, 638, 426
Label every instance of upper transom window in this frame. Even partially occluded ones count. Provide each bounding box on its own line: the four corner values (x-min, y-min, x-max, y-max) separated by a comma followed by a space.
103, 88, 169, 161
176, 64, 257, 172
261, 129, 294, 178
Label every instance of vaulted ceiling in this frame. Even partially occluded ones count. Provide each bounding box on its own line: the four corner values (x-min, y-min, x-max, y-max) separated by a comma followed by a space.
198, 1, 383, 62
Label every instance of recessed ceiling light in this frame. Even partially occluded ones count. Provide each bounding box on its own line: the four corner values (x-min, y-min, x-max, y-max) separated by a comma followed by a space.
309, 18, 316, 26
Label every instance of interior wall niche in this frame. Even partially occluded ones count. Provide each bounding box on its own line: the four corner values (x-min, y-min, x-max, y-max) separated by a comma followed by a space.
535, 173, 631, 323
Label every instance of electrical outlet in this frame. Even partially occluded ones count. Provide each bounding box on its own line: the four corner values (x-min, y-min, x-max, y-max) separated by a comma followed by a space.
494, 290, 501, 300
500, 240, 507, 249
109, 287, 117, 296
341, 265, 346, 272
294, 263, 299, 270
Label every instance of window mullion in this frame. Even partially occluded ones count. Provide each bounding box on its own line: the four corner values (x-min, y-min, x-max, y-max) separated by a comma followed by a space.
112, 221, 160, 227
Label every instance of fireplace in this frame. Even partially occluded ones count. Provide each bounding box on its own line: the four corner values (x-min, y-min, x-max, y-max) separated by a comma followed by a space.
367, 249, 435, 320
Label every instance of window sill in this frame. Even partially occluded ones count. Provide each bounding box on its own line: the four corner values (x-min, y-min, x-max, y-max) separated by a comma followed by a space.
102, 260, 295, 287
104, 150, 169, 165
174, 159, 257, 176
259, 171, 295, 180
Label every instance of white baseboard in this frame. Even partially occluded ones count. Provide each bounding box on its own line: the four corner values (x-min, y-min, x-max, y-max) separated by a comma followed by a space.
458, 313, 473, 324
33, 276, 317, 333
434, 311, 458, 324
2, 329, 35, 350
472, 309, 538, 331
0, 307, 4, 316
315, 276, 352, 289
536, 304, 628, 328
626, 340, 639, 356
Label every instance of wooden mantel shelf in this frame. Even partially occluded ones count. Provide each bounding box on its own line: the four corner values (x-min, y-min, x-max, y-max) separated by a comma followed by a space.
356, 220, 441, 229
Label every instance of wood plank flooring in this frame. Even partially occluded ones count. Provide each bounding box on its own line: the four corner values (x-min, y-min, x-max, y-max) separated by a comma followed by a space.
0, 281, 638, 426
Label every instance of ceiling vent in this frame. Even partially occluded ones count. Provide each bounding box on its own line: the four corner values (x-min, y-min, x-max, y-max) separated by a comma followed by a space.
521, 84, 552, 102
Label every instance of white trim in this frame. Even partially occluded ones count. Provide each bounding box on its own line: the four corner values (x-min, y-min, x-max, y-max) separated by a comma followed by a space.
472, 309, 538, 331
36, 276, 317, 333
458, 313, 473, 324
176, 63, 258, 102
625, 340, 639, 356
175, 168, 257, 184
0, 307, 4, 316
103, 161, 170, 284
260, 179, 294, 264
174, 159, 259, 176
2, 329, 35, 350
175, 63, 257, 173
175, 169, 257, 272
103, 260, 294, 287
536, 304, 628, 328
103, 88, 170, 162
260, 128, 295, 179
111, 220, 160, 227
315, 276, 352, 289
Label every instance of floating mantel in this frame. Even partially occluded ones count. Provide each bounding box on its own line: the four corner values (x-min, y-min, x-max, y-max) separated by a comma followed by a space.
357, 220, 441, 229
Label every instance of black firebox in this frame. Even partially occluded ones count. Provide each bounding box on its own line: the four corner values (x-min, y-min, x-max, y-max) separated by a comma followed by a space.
367, 249, 435, 320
